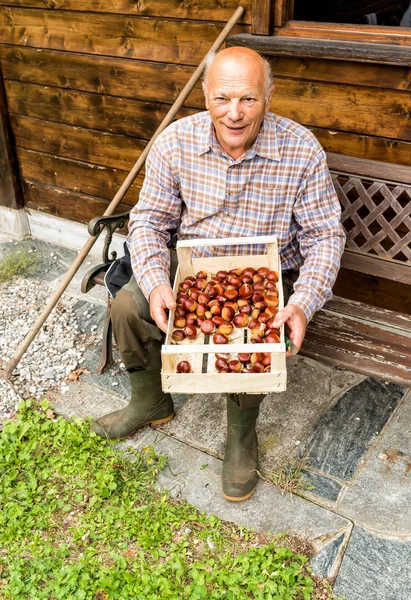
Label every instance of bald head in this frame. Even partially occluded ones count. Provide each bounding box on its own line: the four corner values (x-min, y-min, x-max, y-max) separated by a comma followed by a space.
203, 47, 273, 101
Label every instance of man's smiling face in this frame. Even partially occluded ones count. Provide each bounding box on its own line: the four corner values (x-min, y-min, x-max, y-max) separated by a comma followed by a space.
203, 48, 273, 160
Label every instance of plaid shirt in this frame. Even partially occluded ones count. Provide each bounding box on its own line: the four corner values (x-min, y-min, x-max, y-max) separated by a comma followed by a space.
128, 111, 346, 322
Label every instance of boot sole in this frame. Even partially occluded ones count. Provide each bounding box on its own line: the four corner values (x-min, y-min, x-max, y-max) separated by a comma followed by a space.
222, 485, 256, 502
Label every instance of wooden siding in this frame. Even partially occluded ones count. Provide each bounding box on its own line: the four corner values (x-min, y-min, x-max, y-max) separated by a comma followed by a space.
0, 1, 251, 222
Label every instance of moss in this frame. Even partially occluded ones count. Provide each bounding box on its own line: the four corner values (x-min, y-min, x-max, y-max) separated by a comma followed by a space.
0, 246, 38, 283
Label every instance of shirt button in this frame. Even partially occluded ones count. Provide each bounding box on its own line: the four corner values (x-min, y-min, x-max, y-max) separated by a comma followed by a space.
226, 212, 232, 217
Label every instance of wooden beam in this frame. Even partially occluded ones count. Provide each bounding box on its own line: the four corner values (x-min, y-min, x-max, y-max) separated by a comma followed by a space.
274, 0, 287, 28
0, 68, 22, 209
251, 0, 273, 35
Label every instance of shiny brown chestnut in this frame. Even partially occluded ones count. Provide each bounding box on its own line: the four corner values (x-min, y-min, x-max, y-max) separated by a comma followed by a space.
241, 267, 256, 277
233, 313, 249, 328
197, 292, 211, 305
186, 312, 197, 325
188, 288, 200, 301
251, 362, 264, 373
212, 315, 225, 327
194, 278, 207, 290
218, 322, 233, 336
216, 270, 228, 280
265, 305, 279, 317
213, 332, 229, 344
195, 270, 208, 280
221, 306, 235, 322
224, 288, 239, 301
184, 324, 197, 339
195, 302, 209, 317
179, 280, 192, 291
224, 300, 238, 312
175, 306, 187, 317
257, 266, 269, 277
239, 283, 253, 299
227, 359, 242, 373
215, 357, 228, 371
228, 276, 241, 288
171, 330, 185, 342
200, 319, 216, 334
265, 281, 277, 292
251, 292, 264, 304
239, 304, 252, 315
267, 270, 278, 282
177, 360, 192, 373
174, 316, 186, 328
265, 333, 281, 344
238, 353, 251, 363
250, 352, 265, 363
182, 297, 197, 313
248, 318, 260, 330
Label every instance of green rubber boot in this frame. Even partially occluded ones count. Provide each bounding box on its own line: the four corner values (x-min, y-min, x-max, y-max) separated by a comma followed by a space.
222, 395, 261, 502
91, 369, 174, 440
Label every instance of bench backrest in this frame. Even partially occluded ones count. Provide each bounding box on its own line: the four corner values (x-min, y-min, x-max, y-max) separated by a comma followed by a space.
327, 153, 411, 286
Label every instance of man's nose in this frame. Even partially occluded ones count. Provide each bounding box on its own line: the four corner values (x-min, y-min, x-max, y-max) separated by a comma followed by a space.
227, 100, 243, 121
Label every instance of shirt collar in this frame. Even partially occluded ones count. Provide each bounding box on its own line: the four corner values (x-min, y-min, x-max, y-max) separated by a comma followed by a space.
198, 112, 281, 162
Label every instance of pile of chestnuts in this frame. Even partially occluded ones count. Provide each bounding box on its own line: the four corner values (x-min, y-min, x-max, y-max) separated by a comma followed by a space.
172, 266, 282, 375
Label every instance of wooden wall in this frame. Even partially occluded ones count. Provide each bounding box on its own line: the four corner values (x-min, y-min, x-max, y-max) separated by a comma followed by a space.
0, 1, 251, 224
266, 55, 411, 166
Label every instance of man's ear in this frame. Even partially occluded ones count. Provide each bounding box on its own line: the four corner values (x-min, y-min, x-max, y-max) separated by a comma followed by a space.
202, 81, 209, 109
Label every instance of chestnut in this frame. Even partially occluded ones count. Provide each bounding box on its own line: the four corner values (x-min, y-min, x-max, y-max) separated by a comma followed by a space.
188, 288, 200, 301
175, 306, 187, 317
195, 278, 207, 290
265, 281, 277, 291
251, 335, 264, 344
265, 305, 278, 317
215, 352, 230, 360
174, 316, 186, 328
228, 276, 241, 288
182, 297, 197, 313
248, 318, 260, 330
221, 306, 235, 322
186, 312, 197, 325
172, 330, 185, 342
196, 316, 205, 327
215, 357, 228, 371
218, 323, 233, 336
233, 313, 249, 328
228, 359, 242, 373
195, 270, 208, 280
251, 292, 264, 304
212, 315, 225, 327
179, 280, 192, 291
224, 301, 238, 312
224, 288, 239, 301
239, 304, 252, 315
240, 274, 253, 284
264, 295, 279, 307
216, 270, 228, 280
258, 313, 270, 324
241, 267, 256, 277
197, 292, 211, 305
251, 324, 266, 338
210, 304, 222, 316
176, 292, 188, 305
251, 308, 261, 320
265, 333, 280, 344
184, 324, 197, 339
252, 273, 264, 284
177, 360, 192, 373
213, 332, 229, 344
251, 362, 264, 373
264, 366, 271, 373
257, 266, 269, 277
204, 283, 217, 298
238, 353, 251, 363
213, 283, 225, 296
239, 283, 253, 299
252, 282, 265, 292
205, 311, 213, 320
262, 354, 271, 366
229, 267, 243, 277
250, 352, 264, 363
196, 302, 209, 317
200, 319, 216, 334
267, 270, 278, 282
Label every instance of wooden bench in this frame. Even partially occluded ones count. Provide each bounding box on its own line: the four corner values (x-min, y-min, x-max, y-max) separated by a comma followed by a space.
82, 153, 411, 386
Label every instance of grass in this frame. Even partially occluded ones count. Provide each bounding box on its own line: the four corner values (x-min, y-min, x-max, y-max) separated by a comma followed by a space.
260, 457, 314, 496
0, 246, 38, 283
0, 401, 339, 599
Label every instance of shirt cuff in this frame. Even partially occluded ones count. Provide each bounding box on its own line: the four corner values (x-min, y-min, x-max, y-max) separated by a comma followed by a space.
286, 291, 318, 323
138, 269, 171, 301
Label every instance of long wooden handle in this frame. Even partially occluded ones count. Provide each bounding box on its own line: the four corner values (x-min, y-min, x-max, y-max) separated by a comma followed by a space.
3, 5, 245, 377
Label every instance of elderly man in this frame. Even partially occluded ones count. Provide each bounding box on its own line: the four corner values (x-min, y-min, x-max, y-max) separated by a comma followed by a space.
92, 47, 345, 502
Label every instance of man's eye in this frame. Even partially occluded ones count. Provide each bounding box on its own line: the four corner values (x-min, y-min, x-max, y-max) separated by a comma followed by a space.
243, 97, 255, 103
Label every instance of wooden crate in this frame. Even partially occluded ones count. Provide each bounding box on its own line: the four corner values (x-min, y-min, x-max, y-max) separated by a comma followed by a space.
161, 236, 287, 394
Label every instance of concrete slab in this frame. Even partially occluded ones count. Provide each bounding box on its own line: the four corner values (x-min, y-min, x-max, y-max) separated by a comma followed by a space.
162, 355, 364, 470
338, 390, 411, 537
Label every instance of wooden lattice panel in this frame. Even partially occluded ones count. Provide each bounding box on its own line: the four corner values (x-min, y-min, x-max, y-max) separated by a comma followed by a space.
332, 174, 411, 263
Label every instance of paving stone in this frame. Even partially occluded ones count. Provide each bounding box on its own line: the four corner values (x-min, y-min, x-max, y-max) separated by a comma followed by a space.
81, 348, 130, 400
310, 533, 346, 579
333, 527, 411, 600
162, 356, 364, 469
50, 380, 127, 420
121, 429, 352, 545
338, 390, 411, 536
298, 378, 405, 481
300, 469, 343, 503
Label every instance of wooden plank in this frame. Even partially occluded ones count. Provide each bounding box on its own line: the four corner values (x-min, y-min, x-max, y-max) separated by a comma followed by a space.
310, 128, 411, 167
5, 80, 195, 138
0, 46, 205, 108
23, 180, 131, 224
269, 78, 411, 142
274, 0, 287, 28
0, 0, 252, 23
0, 8, 249, 66
17, 147, 143, 202
252, 0, 273, 34
334, 267, 411, 316
279, 21, 411, 46
267, 56, 411, 92
0, 67, 22, 208
324, 296, 411, 333
341, 250, 411, 286
301, 340, 411, 388
302, 310, 411, 386
11, 115, 147, 172
327, 153, 411, 185
228, 33, 411, 67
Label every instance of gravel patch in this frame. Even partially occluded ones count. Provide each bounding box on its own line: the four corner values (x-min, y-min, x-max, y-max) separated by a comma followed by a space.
0, 277, 87, 422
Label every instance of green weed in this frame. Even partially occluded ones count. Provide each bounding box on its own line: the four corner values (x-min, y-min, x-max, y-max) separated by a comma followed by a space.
0, 401, 337, 599
0, 247, 38, 283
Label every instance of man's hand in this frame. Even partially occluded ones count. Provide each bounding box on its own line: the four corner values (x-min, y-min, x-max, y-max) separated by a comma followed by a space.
149, 284, 176, 333
272, 304, 307, 358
